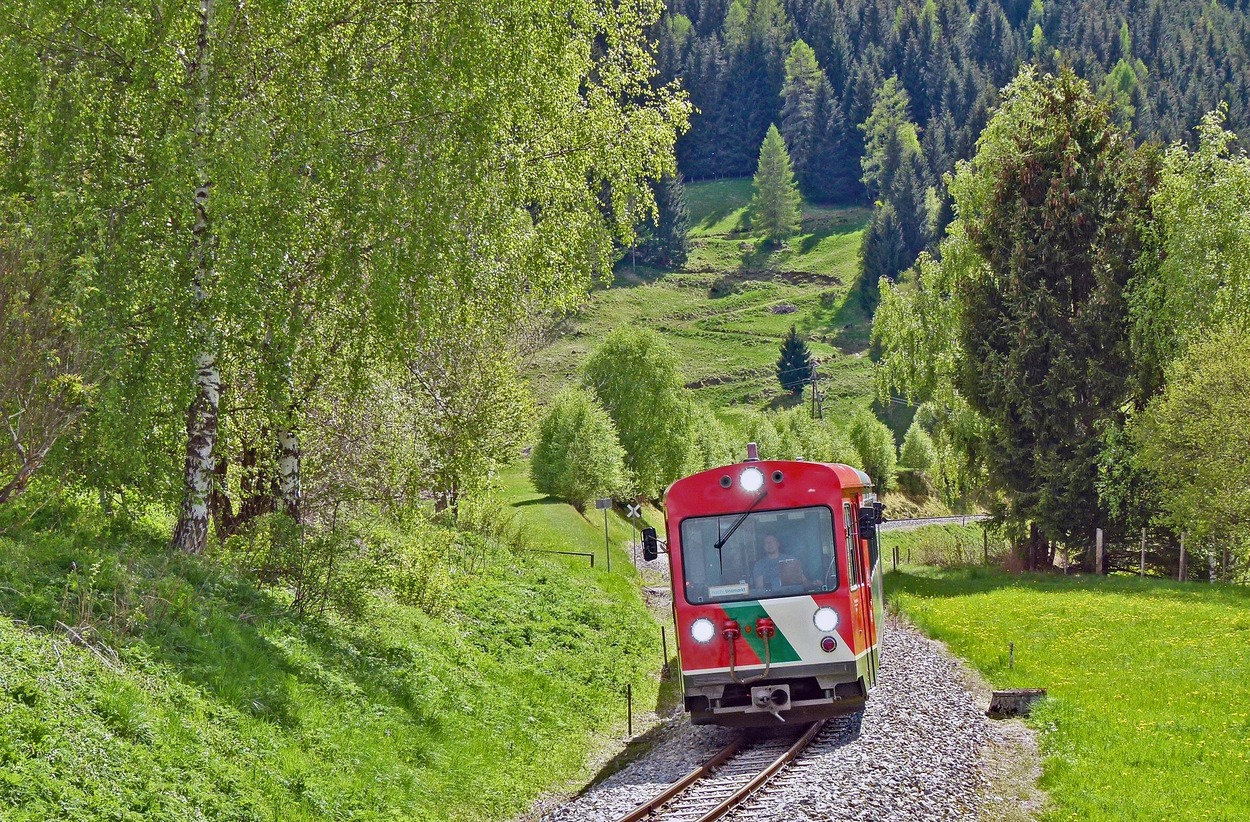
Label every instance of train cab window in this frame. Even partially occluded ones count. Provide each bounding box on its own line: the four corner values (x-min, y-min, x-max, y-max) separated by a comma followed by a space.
679, 506, 837, 604
844, 503, 862, 588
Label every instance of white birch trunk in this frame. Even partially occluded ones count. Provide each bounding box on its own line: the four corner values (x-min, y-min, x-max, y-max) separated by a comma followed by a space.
277, 424, 301, 523
173, 0, 219, 554
173, 352, 220, 553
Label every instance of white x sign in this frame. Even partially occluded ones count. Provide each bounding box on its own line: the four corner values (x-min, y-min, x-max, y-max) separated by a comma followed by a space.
626, 504, 642, 519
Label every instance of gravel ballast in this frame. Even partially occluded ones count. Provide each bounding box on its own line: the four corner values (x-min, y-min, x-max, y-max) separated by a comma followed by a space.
530, 612, 1043, 821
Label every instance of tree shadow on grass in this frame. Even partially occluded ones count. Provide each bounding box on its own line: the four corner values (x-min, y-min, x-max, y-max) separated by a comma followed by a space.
512, 496, 561, 508
766, 392, 804, 411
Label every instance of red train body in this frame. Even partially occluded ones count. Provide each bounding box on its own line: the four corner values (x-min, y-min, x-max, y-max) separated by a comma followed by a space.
652, 451, 885, 726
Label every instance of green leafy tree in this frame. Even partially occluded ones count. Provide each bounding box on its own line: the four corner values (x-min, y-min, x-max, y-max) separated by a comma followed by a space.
583, 328, 693, 500
0, 1, 688, 552
530, 388, 628, 511
1131, 325, 1250, 570
848, 411, 897, 491
776, 325, 813, 395
898, 419, 938, 492
1131, 105, 1250, 392
749, 125, 803, 243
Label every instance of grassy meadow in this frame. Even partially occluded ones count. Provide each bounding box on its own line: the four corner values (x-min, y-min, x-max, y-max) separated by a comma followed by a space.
530, 179, 876, 426
0, 491, 662, 821
888, 568, 1250, 820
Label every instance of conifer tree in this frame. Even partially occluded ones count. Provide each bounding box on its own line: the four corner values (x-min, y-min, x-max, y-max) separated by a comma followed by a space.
636, 174, 690, 269
750, 125, 803, 244
780, 41, 824, 182
776, 325, 813, 396
857, 202, 909, 311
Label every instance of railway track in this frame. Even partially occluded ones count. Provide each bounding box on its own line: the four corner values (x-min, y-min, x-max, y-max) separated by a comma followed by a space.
879, 514, 988, 532
613, 720, 825, 822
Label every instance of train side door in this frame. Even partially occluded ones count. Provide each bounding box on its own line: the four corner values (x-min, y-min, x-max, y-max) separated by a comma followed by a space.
844, 500, 877, 688
842, 503, 868, 654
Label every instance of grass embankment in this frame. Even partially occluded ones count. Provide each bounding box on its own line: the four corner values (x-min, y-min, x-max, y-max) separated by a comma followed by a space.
0, 490, 661, 821
531, 179, 876, 427
888, 567, 1250, 820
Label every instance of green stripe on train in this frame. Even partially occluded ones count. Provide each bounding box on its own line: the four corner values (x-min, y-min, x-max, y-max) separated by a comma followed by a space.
721, 603, 802, 664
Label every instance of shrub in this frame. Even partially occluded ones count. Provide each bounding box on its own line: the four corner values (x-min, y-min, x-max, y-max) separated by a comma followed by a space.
899, 420, 938, 486
530, 388, 629, 510
849, 411, 897, 491
687, 403, 737, 472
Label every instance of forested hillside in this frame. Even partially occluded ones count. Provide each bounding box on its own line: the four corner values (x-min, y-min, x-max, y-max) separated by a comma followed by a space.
656, 0, 1250, 195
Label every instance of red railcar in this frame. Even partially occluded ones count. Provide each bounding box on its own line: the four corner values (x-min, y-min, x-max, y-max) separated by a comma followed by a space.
645, 447, 885, 726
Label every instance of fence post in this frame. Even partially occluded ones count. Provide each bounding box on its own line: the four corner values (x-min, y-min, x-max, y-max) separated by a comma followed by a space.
626, 683, 632, 737
1178, 532, 1187, 581
1096, 528, 1104, 575
1140, 527, 1146, 576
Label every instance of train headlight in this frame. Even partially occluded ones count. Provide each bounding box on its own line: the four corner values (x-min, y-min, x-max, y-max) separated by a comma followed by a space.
690, 617, 716, 644
740, 467, 764, 493
813, 607, 839, 632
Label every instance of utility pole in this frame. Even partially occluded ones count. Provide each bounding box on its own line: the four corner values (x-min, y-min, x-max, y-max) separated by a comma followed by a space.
809, 366, 823, 419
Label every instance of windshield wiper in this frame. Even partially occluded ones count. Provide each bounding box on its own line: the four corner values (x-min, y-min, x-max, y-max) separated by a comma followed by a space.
713, 490, 769, 553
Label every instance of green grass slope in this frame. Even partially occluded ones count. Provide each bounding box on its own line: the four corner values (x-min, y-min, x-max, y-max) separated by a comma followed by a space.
530, 180, 875, 425
0, 493, 660, 821
889, 568, 1250, 820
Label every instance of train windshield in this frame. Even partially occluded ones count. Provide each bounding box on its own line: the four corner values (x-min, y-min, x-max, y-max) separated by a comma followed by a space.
679, 506, 838, 604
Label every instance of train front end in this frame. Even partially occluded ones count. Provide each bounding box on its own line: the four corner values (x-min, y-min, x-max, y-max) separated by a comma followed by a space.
660, 452, 884, 727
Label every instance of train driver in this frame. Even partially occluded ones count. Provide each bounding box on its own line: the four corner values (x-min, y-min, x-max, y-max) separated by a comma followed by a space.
752, 534, 810, 592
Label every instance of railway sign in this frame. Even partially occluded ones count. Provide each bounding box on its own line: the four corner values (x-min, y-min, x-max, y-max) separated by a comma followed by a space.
626, 504, 642, 519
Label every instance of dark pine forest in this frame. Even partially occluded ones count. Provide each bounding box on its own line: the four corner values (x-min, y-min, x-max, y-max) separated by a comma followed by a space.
655, 0, 1250, 197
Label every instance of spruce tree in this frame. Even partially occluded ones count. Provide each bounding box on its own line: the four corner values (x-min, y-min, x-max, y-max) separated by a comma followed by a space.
750, 124, 803, 244
779, 41, 824, 185
857, 202, 908, 312
776, 325, 813, 396
636, 174, 690, 269
956, 68, 1148, 561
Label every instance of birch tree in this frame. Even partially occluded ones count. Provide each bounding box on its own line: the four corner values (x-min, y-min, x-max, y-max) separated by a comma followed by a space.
0, 0, 687, 551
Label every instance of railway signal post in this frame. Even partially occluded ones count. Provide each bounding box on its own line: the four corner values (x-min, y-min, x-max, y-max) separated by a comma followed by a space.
627, 503, 642, 566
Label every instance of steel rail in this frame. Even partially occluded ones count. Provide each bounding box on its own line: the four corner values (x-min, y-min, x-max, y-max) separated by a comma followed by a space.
614, 720, 825, 822
694, 720, 824, 822
614, 735, 746, 822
